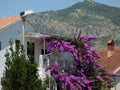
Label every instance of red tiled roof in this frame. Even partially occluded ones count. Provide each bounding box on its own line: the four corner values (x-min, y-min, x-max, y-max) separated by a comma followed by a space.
98, 49, 120, 73
0, 16, 20, 28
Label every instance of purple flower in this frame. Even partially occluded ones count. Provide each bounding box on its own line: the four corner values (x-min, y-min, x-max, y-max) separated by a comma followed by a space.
88, 86, 92, 90
83, 79, 90, 84
70, 83, 75, 90
83, 43, 89, 48
86, 60, 90, 64
61, 83, 65, 89
58, 45, 64, 52
96, 75, 104, 82
85, 36, 96, 41
42, 34, 114, 90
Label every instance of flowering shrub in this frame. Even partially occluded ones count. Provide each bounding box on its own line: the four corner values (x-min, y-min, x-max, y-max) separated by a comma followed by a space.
42, 32, 113, 90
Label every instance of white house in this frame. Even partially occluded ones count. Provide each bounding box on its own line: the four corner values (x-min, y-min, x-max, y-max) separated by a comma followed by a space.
0, 11, 73, 89
0, 12, 44, 89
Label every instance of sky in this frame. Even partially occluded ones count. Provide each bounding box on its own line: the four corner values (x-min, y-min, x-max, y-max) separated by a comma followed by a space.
0, 0, 120, 18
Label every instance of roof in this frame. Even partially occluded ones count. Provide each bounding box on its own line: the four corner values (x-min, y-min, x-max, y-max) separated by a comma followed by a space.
0, 16, 20, 28
98, 49, 120, 73
25, 32, 50, 39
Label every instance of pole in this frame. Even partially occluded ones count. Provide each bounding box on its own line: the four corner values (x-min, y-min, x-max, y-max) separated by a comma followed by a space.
44, 38, 46, 55
22, 21, 25, 46
47, 58, 50, 90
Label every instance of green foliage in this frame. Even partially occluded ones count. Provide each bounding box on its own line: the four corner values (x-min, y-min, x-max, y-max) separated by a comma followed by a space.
27, 1, 120, 49
54, 0, 120, 25
1, 40, 48, 90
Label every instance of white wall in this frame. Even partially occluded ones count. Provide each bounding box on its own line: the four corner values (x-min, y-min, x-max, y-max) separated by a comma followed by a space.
111, 67, 120, 90
113, 70, 120, 90
0, 19, 35, 89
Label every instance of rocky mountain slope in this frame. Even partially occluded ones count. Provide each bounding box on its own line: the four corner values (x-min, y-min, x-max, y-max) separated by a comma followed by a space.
25, 0, 120, 49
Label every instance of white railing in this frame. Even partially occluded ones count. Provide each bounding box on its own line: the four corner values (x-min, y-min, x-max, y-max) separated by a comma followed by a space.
38, 54, 57, 90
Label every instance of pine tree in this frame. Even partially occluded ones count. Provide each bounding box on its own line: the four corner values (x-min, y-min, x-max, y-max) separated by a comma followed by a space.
1, 40, 48, 90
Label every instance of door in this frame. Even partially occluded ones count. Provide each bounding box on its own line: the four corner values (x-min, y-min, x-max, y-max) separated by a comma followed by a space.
27, 42, 35, 62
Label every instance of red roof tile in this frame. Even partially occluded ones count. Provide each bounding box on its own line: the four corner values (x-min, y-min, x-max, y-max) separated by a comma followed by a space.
98, 49, 120, 73
0, 16, 20, 28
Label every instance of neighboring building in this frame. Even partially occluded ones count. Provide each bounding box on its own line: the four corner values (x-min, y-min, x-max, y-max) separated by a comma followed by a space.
98, 39, 120, 90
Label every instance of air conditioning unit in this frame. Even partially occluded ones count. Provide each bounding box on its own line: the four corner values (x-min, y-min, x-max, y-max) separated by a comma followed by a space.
20, 10, 34, 17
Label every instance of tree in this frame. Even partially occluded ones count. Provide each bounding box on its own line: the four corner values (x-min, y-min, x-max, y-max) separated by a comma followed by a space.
44, 32, 114, 90
1, 40, 48, 90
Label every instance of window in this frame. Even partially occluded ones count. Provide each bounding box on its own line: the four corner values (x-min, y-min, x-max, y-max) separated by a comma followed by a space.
27, 42, 35, 62
0, 42, 1, 50
41, 49, 48, 55
15, 40, 20, 50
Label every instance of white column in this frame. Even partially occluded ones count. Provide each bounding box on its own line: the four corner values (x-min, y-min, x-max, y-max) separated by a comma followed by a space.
44, 38, 46, 55
22, 21, 25, 46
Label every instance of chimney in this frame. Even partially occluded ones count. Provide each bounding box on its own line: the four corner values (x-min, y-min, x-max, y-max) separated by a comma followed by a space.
107, 39, 114, 57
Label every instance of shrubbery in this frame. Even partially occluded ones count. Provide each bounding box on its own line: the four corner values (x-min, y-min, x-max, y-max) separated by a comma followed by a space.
45, 32, 113, 90
1, 40, 48, 90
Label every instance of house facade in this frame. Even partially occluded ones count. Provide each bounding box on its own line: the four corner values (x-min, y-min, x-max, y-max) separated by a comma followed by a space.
0, 12, 73, 89
0, 15, 44, 89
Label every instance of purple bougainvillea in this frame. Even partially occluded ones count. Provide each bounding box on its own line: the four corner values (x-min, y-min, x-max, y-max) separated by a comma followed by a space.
40, 32, 114, 90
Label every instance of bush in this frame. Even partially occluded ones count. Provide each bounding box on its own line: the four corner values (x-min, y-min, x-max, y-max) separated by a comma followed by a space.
45, 32, 114, 90
1, 40, 48, 90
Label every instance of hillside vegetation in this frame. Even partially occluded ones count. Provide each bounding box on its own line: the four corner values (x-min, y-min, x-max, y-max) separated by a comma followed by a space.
25, 0, 120, 49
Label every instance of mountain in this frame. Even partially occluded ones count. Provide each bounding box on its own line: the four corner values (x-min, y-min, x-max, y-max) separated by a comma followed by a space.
25, 0, 120, 50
